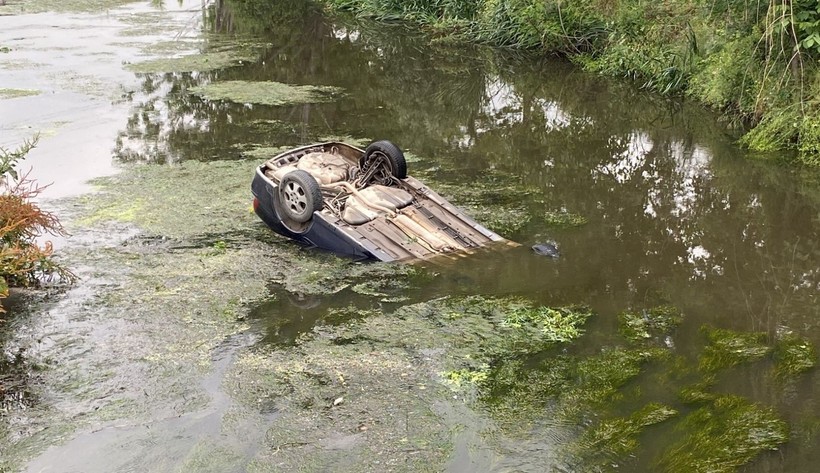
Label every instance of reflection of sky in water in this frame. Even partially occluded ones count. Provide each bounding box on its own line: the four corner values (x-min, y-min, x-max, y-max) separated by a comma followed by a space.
669, 142, 712, 217
592, 132, 726, 279
595, 131, 653, 184
453, 76, 581, 148
481, 77, 522, 130
332, 26, 360, 42
480, 77, 579, 132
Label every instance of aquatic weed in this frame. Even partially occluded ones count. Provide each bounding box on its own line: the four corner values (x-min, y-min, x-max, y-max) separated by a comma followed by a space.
659, 395, 788, 473
503, 304, 592, 342
0, 88, 40, 99
441, 365, 490, 390
773, 334, 817, 378
543, 209, 588, 228
0, 0, 135, 15
189, 81, 344, 106
578, 402, 678, 464
127, 51, 257, 73
698, 326, 772, 372
618, 305, 683, 344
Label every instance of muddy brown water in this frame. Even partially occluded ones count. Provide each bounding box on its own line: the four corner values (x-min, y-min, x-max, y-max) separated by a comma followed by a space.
2, 0, 819, 472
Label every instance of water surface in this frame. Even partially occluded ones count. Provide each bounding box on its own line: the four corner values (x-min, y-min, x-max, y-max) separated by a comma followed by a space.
2, 0, 818, 471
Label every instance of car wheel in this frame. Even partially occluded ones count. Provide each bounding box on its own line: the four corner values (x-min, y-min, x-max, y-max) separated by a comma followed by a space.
362, 140, 407, 179
278, 170, 323, 223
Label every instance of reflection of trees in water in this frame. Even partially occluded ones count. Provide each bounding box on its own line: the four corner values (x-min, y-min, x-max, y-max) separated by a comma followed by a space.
113, 0, 820, 335
115, 0, 491, 164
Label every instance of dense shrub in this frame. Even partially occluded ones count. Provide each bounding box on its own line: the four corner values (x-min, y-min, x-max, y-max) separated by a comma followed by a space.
0, 137, 74, 316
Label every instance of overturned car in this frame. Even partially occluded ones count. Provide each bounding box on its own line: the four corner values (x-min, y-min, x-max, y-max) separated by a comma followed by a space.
251, 140, 513, 262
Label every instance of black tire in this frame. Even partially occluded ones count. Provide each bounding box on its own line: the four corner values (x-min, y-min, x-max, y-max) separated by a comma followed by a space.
278, 170, 323, 223
362, 140, 407, 179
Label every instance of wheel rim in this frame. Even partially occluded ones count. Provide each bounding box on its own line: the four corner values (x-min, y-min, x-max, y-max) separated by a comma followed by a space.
282, 181, 308, 218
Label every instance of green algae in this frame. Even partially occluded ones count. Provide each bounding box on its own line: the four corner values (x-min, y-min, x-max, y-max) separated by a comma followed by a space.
0, 0, 134, 15
481, 346, 670, 431
678, 375, 718, 404
442, 365, 490, 390
350, 271, 417, 300
46, 70, 119, 99
699, 327, 772, 372
0, 88, 40, 99
773, 334, 817, 377
239, 145, 292, 160
189, 81, 344, 106
222, 295, 595, 469
224, 335, 452, 471
659, 395, 788, 473
78, 160, 258, 239
127, 50, 257, 73
543, 209, 588, 228
619, 305, 683, 344
137, 39, 202, 55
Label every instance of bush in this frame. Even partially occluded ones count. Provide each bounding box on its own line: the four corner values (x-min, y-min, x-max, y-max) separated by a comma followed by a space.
0, 136, 74, 316
319, 0, 820, 164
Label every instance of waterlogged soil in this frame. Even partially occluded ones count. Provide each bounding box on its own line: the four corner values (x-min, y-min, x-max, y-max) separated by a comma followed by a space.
2, 1, 820, 472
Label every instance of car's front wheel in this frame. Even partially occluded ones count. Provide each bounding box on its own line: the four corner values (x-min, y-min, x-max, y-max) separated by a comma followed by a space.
278, 170, 323, 223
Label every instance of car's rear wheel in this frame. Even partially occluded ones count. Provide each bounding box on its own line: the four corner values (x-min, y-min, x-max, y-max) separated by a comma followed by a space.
278, 170, 323, 223
362, 140, 407, 179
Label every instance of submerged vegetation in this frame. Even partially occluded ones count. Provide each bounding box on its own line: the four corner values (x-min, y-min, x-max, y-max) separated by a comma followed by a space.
619, 305, 683, 344
699, 326, 772, 372
773, 333, 817, 377
318, 0, 820, 165
660, 396, 788, 473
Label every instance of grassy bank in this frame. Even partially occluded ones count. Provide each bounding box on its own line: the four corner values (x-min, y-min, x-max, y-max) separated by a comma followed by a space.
317, 0, 820, 166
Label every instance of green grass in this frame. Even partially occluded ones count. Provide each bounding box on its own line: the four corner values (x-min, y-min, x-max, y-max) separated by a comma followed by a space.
319, 0, 820, 165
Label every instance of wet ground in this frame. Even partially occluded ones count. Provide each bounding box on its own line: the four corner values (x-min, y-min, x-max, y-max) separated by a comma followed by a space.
1, 0, 819, 472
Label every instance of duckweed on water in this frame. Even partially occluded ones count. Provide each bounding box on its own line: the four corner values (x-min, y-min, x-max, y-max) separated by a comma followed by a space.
619, 305, 683, 344
189, 81, 344, 106
78, 160, 258, 238
0, 0, 134, 15
414, 168, 535, 237
221, 297, 593, 470
239, 145, 292, 160
659, 395, 788, 473
699, 326, 772, 372
127, 51, 257, 73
